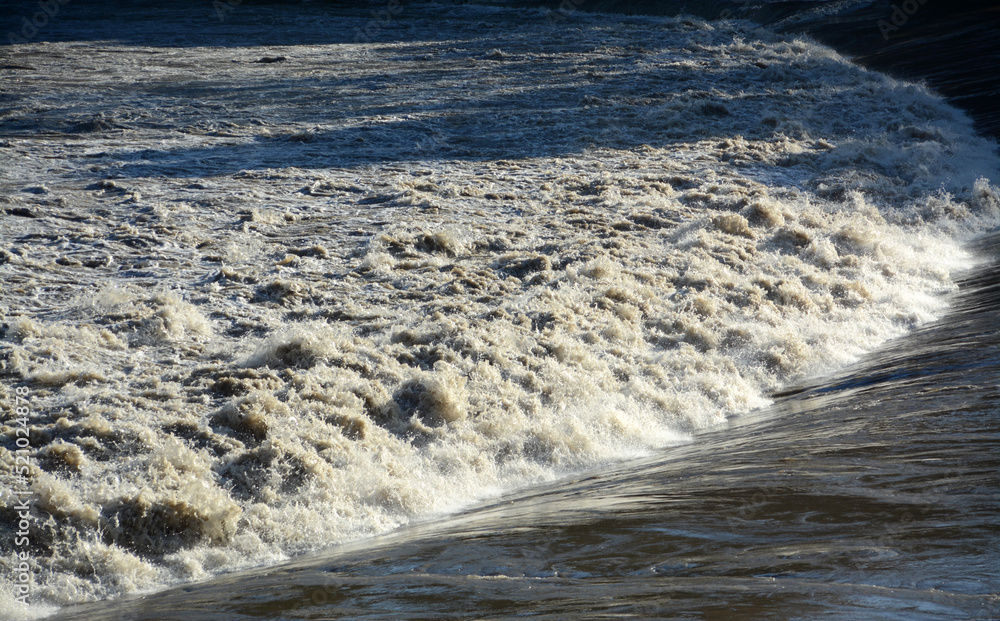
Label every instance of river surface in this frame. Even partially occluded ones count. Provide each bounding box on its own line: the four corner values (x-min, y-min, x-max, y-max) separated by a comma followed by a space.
1, 1, 998, 619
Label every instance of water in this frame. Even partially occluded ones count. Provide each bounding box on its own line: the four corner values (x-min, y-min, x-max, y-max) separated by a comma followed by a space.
52, 240, 1000, 620
1, 1, 998, 618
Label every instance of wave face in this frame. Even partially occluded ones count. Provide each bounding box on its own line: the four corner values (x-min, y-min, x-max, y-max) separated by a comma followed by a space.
1, 2, 998, 614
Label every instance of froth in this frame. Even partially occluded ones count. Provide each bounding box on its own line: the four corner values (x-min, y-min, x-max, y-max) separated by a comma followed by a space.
1, 5, 999, 615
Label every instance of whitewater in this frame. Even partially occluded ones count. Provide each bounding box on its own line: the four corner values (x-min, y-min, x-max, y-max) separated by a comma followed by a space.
1, 2, 998, 616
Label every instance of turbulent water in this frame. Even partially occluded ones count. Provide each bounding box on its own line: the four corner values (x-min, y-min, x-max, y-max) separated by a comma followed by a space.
1, 1, 998, 617
51, 235, 1000, 620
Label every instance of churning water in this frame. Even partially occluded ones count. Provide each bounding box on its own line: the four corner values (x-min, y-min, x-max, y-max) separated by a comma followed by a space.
1, 1, 997, 618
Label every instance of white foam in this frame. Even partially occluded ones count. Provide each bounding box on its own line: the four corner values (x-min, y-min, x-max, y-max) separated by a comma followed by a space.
1, 3, 998, 615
